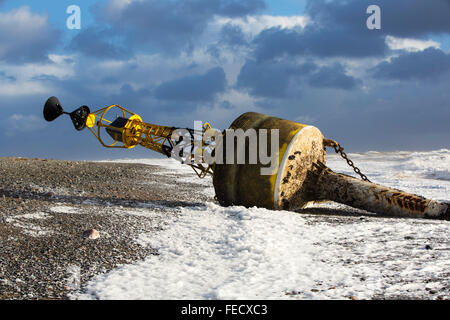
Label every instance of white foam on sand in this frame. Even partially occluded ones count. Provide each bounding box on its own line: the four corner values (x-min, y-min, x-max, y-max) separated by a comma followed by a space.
12, 212, 52, 220
50, 205, 81, 214
6, 212, 54, 237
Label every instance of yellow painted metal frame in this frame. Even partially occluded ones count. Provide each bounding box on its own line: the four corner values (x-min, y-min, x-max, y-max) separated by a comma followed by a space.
85, 104, 214, 178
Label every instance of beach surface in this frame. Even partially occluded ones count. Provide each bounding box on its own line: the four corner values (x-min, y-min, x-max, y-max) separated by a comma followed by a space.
0, 150, 449, 300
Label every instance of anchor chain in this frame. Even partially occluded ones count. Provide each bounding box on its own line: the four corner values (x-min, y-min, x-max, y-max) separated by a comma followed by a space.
323, 138, 371, 182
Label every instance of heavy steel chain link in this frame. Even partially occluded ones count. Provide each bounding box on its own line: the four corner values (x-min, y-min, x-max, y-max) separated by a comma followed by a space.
324, 139, 371, 182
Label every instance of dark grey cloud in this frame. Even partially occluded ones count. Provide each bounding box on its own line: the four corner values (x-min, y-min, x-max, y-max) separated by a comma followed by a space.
68, 27, 129, 59
207, 24, 248, 60
237, 60, 315, 97
372, 48, 450, 80
237, 59, 360, 97
84, 0, 264, 55
208, 23, 248, 59
0, 7, 60, 63
309, 63, 361, 90
154, 67, 227, 101
307, 0, 450, 38
252, 25, 387, 61
109, 83, 152, 108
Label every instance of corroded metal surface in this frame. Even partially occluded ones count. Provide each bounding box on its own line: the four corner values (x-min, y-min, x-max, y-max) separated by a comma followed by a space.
274, 126, 325, 210
213, 112, 325, 209
312, 162, 449, 220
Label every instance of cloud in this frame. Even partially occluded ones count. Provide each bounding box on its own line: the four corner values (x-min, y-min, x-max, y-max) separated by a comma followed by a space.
250, 0, 450, 62
217, 0, 266, 17
308, 63, 361, 90
154, 67, 227, 101
218, 24, 248, 47
108, 83, 152, 109
251, 24, 387, 62
386, 36, 440, 52
237, 59, 359, 97
0, 6, 60, 63
375, 0, 450, 37
0, 81, 49, 96
0, 54, 76, 97
215, 15, 309, 37
85, 0, 265, 55
5, 114, 47, 136
237, 60, 314, 97
372, 48, 450, 80
306, 0, 450, 38
68, 27, 129, 59
0, 71, 16, 82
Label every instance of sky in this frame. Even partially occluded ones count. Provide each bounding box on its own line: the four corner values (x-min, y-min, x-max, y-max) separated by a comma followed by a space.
0, 0, 449, 160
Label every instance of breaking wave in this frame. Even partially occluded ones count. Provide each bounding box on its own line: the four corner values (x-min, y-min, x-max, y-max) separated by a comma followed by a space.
328, 149, 450, 182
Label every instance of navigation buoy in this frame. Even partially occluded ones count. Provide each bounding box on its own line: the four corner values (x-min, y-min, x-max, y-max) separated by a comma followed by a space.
43, 97, 449, 220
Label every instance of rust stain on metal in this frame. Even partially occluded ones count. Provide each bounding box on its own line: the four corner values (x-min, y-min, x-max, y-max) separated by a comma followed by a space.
312, 166, 448, 219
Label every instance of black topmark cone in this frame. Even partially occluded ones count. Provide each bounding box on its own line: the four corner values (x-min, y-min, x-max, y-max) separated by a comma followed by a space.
43, 96, 64, 122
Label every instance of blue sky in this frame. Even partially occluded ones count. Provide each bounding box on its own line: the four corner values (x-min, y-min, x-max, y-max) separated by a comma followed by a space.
0, 0, 449, 160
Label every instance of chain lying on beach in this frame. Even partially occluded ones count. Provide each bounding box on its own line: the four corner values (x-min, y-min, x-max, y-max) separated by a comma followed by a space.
324, 138, 371, 182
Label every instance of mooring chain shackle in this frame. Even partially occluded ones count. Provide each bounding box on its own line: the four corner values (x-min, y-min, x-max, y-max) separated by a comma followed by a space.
324, 138, 371, 183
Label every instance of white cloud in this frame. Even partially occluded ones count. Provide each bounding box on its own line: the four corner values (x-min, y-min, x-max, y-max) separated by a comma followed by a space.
0, 82, 49, 96
0, 6, 48, 31
85, 50, 217, 92
386, 36, 440, 52
0, 54, 75, 96
214, 15, 309, 37
160, 89, 263, 130
216, 89, 261, 110
200, 89, 264, 127
0, 54, 74, 80
0, 6, 57, 63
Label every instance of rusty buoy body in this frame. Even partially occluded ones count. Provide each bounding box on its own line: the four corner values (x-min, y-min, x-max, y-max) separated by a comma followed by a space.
213, 112, 326, 210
